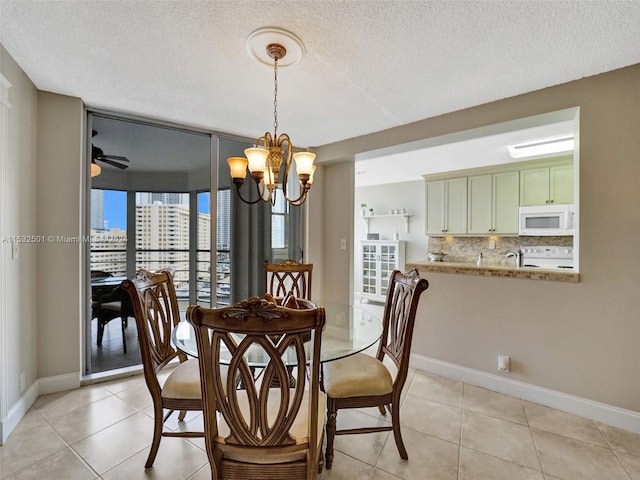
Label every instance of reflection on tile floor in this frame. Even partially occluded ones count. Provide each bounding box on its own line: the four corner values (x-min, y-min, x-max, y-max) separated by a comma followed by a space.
2, 369, 640, 480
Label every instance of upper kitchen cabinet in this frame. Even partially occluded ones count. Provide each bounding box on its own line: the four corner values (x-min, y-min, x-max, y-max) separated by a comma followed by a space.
425, 177, 467, 235
467, 171, 519, 235
520, 157, 573, 206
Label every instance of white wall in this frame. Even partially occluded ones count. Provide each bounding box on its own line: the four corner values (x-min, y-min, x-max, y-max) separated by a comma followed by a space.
354, 180, 425, 293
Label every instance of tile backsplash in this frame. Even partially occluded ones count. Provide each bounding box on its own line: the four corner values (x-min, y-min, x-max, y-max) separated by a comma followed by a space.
427, 236, 573, 266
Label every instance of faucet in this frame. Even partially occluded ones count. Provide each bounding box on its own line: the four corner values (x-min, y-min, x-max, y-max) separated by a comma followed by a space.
506, 250, 522, 267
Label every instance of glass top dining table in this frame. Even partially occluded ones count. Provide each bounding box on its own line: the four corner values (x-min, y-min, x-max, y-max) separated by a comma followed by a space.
171, 300, 383, 366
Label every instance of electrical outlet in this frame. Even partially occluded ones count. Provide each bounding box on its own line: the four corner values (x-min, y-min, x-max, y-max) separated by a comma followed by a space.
498, 354, 510, 372
340, 239, 347, 250
488, 240, 496, 250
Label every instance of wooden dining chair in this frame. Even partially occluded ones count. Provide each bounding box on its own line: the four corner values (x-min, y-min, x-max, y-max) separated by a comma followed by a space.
264, 259, 313, 300
188, 297, 326, 480
121, 269, 203, 468
322, 269, 429, 469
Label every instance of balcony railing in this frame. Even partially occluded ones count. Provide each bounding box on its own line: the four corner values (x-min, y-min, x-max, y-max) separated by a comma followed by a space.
89, 246, 237, 307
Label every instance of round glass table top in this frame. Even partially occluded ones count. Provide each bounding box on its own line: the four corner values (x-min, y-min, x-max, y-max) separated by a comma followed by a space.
172, 300, 383, 366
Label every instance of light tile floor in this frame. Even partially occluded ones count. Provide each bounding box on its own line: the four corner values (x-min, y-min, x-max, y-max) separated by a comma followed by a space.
2, 369, 640, 479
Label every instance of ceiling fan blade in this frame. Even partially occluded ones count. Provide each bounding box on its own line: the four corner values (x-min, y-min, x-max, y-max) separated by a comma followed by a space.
98, 158, 129, 169
100, 155, 130, 162
92, 145, 104, 159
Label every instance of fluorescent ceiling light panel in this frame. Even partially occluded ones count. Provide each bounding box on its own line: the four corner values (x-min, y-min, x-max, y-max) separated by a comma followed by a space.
508, 135, 574, 159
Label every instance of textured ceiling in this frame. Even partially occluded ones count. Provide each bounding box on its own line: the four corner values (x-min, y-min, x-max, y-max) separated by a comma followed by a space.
2, 0, 640, 152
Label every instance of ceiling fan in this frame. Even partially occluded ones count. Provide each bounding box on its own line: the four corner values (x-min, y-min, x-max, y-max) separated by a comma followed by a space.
91, 130, 130, 170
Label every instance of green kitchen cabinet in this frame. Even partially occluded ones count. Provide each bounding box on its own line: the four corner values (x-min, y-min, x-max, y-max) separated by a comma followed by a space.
467, 171, 519, 235
425, 177, 467, 235
520, 163, 573, 206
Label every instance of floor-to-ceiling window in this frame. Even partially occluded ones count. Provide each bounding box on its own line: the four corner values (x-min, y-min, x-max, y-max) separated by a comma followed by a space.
87, 113, 212, 375
86, 114, 306, 375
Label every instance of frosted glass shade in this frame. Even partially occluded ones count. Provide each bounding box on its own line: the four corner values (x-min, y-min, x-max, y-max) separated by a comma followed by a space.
245, 147, 268, 173
263, 167, 275, 187
227, 157, 248, 179
307, 165, 317, 185
293, 151, 316, 176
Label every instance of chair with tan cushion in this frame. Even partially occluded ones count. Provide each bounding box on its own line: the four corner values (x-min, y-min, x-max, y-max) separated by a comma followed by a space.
121, 269, 203, 468
264, 259, 313, 300
188, 297, 326, 480
322, 269, 429, 469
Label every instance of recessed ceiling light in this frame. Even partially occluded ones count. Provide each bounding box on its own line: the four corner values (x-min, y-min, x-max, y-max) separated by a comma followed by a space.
508, 135, 574, 159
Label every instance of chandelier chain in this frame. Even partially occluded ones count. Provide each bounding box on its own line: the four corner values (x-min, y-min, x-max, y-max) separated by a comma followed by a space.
273, 57, 279, 138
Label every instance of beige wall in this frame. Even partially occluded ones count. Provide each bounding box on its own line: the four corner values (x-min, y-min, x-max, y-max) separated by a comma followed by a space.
313, 64, 640, 412
36, 92, 84, 379
1, 47, 86, 439
308, 161, 354, 304
0, 46, 38, 427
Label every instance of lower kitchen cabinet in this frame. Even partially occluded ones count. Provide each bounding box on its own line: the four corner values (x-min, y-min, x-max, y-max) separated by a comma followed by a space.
361, 241, 405, 302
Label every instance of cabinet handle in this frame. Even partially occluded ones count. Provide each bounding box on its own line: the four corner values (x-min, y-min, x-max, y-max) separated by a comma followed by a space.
550, 199, 554, 203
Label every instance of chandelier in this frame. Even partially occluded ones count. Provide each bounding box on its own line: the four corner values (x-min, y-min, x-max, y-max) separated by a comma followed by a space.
227, 29, 316, 206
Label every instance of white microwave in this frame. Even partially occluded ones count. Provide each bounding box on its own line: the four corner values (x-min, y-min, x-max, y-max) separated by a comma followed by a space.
519, 204, 575, 236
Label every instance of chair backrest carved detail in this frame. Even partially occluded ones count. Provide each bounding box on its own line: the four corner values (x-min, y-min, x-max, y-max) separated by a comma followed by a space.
122, 269, 184, 385
188, 299, 325, 463
378, 269, 429, 386
264, 259, 313, 299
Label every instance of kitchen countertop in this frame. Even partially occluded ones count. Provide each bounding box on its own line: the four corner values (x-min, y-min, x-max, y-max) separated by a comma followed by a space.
406, 260, 580, 283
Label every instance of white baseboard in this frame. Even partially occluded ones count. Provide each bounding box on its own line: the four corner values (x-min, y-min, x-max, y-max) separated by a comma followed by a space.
38, 371, 81, 395
1, 380, 39, 444
411, 353, 640, 434
0, 371, 80, 444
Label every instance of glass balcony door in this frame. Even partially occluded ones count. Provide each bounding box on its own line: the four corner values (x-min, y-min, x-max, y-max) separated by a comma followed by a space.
87, 113, 213, 375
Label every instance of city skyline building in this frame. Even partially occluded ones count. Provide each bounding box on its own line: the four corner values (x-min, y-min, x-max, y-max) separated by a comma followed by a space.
136, 192, 189, 205
216, 189, 230, 250
90, 189, 104, 230
91, 194, 211, 287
